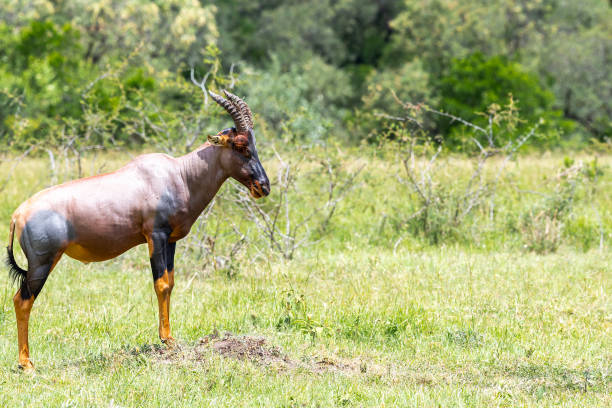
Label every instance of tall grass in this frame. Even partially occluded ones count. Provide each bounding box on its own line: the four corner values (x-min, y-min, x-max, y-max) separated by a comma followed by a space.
0, 147, 610, 407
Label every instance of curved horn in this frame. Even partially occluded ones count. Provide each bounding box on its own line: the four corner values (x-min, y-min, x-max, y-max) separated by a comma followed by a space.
223, 90, 254, 130
208, 90, 248, 133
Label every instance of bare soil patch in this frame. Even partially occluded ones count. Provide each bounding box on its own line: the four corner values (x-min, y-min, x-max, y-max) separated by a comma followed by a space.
148, 332, 370, 375
201, 332, 293, 366
151, 332, 295, 369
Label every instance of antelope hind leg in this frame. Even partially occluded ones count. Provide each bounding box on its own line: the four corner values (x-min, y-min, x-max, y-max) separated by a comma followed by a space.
13, 210, 69, 371
13, 258, 62, 371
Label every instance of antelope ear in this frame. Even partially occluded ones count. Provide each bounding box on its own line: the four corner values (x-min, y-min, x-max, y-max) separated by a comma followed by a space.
208, 133, 230, 146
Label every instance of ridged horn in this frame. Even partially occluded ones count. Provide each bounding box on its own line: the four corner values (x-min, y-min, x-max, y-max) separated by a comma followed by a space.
223, 90, 254, 130
208, 90, 248, 134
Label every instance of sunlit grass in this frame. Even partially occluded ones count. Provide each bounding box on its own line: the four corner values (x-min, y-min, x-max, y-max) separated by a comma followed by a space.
0, 150, 610, 407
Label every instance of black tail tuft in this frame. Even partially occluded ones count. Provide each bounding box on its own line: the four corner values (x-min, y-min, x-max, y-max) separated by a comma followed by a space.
6, 246, 27, 287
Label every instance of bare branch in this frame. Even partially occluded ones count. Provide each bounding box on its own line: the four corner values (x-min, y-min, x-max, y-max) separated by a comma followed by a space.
81, 73, 109, 99
190, 66, 211, 105
373, 112, 423, 128
424, 107, 488, 135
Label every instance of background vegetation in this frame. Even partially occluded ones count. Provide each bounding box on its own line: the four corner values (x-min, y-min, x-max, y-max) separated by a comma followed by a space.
1, 0, 610, 151
0, 1, 610, 407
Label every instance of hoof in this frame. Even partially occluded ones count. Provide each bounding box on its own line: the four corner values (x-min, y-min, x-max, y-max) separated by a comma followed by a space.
161, 337, 178, 349
18, 360, 35, 374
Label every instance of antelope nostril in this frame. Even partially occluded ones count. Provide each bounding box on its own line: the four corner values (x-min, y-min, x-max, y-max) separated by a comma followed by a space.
261, 183, 270, 196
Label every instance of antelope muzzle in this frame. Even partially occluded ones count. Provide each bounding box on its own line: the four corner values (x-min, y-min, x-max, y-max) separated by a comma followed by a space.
249, 160, 270, 199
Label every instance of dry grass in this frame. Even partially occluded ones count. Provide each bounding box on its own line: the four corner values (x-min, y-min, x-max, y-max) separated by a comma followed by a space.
0, 149, 610, 407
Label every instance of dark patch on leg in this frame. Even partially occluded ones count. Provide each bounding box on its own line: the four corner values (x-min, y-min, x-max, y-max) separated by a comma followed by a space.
21, 263, 53, 299
19, 210, 72, 298
154, 189, 182, 231
150, 229, 170, 281
166, 242, 176, 273
150, 188, 181, 280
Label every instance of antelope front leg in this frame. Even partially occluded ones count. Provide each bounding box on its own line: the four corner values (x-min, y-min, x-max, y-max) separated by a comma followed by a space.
148, 230, 176, 347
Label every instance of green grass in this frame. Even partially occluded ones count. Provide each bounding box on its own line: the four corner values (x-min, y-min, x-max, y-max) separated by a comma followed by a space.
0, 149, 610, 407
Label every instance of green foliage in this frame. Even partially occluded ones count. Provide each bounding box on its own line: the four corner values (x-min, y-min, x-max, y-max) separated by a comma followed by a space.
438, 53, 553, 127
540, 27, 612, 141
384, 0, 503, 75
518, 158, 606, 253
355, 60, 434, 140
0, 0, 610, 149
363, 60, 432, 113
241, 56, 353, 141
433, 52, 570, 148
0, 0, 220, 149
0, 20, 87, 146
382, 0, 610, 145
216, 0, 400, 70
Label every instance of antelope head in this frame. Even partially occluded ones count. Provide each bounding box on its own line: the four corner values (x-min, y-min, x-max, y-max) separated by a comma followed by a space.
208, 90, 270, 199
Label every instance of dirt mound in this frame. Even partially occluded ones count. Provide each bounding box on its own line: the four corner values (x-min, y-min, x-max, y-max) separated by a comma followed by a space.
199, 332, 293, 366
147, 332, 366, 375
151, 332, 293, 368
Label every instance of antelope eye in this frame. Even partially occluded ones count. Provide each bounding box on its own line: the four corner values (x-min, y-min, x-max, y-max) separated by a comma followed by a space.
233, 142, 250, 157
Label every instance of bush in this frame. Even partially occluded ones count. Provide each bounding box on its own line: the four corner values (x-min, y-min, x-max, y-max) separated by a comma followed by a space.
435, 53, 563, 147
239, 55, 353, 142
0, 20, 86, 146
519, 158, 605, 253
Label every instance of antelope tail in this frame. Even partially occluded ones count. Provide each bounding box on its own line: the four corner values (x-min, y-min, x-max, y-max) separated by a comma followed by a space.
6, 219, 26, 286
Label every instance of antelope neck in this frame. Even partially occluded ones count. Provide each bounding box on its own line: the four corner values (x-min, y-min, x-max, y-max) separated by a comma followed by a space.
178, 143, 228, 216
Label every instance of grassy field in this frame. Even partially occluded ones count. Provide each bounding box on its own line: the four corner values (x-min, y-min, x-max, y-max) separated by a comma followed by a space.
0, 148, 610, 407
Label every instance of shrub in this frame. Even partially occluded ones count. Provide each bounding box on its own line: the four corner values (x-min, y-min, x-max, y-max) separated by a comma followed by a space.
519, 158, 605, 253
239, 55, 353, 142
435, 53, 562, 148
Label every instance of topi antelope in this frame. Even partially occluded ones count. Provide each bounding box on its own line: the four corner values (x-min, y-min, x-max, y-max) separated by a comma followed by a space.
6, 89, 269, 371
